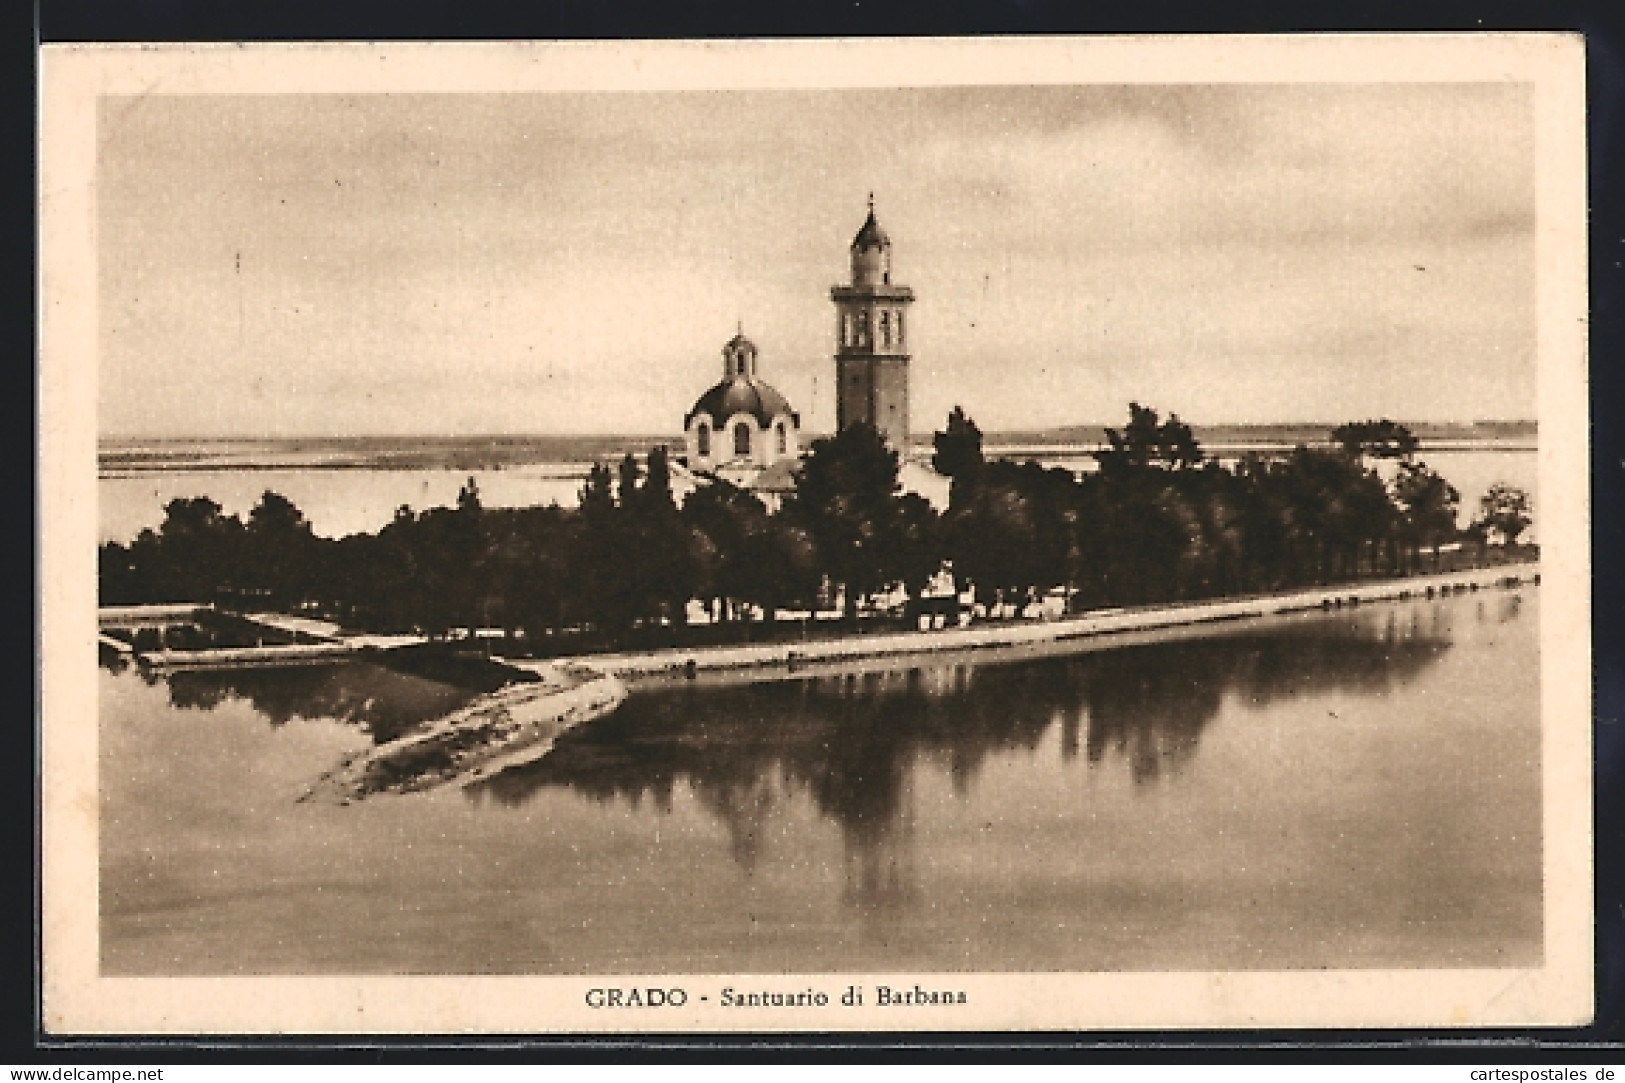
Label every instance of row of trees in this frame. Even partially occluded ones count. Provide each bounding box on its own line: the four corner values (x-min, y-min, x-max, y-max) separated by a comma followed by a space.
98, 406, 1533, 644
932, 405, 1530, 609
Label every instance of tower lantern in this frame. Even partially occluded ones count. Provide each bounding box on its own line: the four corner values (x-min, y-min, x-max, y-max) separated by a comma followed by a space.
850, 192, 891, 287
831, 197, 914, 450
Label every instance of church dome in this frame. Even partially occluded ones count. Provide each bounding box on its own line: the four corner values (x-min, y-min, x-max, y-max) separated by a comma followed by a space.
685, 376, 799, 429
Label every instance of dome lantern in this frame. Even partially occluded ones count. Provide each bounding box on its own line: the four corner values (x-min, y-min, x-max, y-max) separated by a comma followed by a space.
722, 326, 758, 380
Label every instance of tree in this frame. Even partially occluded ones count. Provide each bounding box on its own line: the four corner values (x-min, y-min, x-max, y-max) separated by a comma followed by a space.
639, 445, 678, 516
456, 476, 483, 515
1155, 413, 1203, 471
946, 460, 1076, 611
1090, 408, 1211, 602
1098, 402, 1203, 474
1391, 461, 1460, 569
243, 490, 319, 608
1257, 448, 1393, 584
783, 422, 907, 619
615, 453, 643, 507
480, 505, 579, 638
1183, 465, 1249, 598
948, 469, 1041, 611
580, 462, 615, 517
932, 406, 985, 508
683, 479, 776, 622
571, 449, 696, 634
620, 447, 694, 628
249, 490, 309, 536
1475, 482, 1533, 546
885, 492, 947, 602
1099, 474, 1200, 603
1332, 419, 1419, 460
151, 496, 245, 602
385, 504, 483, 637
574, 460, 635, 632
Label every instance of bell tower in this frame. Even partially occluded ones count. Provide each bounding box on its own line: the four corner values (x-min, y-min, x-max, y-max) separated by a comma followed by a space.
831, 195, 914, 450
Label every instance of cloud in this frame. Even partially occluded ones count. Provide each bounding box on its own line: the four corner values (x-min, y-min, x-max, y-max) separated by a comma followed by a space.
97, 84, 1537, 437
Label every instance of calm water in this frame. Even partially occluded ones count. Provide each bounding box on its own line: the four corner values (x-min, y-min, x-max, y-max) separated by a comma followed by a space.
97, 448, 1536, 542
98, 464, 592, 542
100, 589, 1541, 975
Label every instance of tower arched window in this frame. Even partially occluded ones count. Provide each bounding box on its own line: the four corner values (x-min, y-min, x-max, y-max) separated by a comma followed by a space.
895, 310, 905, 346
880, 311, 891, 347
776, 422, 787, 455
696, 422, 710, 458
734, 422, 752, 457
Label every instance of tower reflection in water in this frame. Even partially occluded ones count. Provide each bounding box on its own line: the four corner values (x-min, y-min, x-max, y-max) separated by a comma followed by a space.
467, 606, 1461, 912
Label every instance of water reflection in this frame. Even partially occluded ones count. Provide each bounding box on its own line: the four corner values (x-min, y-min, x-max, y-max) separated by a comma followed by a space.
162, 662, 489, 743
468, 610, 1457, 909
102, 602, 1485, 772
95, 592, 1539, 974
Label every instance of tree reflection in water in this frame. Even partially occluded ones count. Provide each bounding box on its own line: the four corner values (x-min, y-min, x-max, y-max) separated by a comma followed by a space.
123, 602, 1490, 917
468, 610, 1456, 910
163, 662, 488, 743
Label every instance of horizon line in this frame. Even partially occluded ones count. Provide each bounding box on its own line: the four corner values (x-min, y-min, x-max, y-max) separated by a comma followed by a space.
97, 418, 1540, 444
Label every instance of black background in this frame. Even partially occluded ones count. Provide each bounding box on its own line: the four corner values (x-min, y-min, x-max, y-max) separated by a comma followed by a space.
21, 0, 1625, 1062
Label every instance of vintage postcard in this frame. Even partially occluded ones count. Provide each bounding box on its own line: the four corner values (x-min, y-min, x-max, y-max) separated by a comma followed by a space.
40, 35, 1591, 1034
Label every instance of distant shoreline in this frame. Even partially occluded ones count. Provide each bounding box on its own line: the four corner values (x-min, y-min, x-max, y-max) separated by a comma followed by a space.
98, 423, 1538, 476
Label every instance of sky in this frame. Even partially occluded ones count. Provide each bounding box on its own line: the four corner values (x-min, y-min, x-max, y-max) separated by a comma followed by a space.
97, 83, 1536, 438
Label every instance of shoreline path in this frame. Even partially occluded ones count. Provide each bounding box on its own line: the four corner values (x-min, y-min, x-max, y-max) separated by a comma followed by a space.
503, 561, 1540, 687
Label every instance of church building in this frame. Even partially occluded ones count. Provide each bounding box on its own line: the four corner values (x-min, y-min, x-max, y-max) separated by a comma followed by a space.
678, 200, 937, 508
683, 329, 802, 490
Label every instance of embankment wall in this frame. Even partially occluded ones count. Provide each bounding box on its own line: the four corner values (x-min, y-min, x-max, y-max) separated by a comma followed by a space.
524, 563, 1538, 684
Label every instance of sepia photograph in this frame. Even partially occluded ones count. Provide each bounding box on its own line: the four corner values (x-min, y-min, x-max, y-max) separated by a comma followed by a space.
39, 35, 1591, 1033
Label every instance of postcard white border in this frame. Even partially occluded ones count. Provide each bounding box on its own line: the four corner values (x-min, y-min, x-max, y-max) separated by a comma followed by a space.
40, 34, 1592, 1034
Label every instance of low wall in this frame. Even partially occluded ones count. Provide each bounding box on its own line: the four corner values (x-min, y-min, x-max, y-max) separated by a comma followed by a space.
137, 642, 357, 671
98, 603, 212, 630
538, 563, 1538, 683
